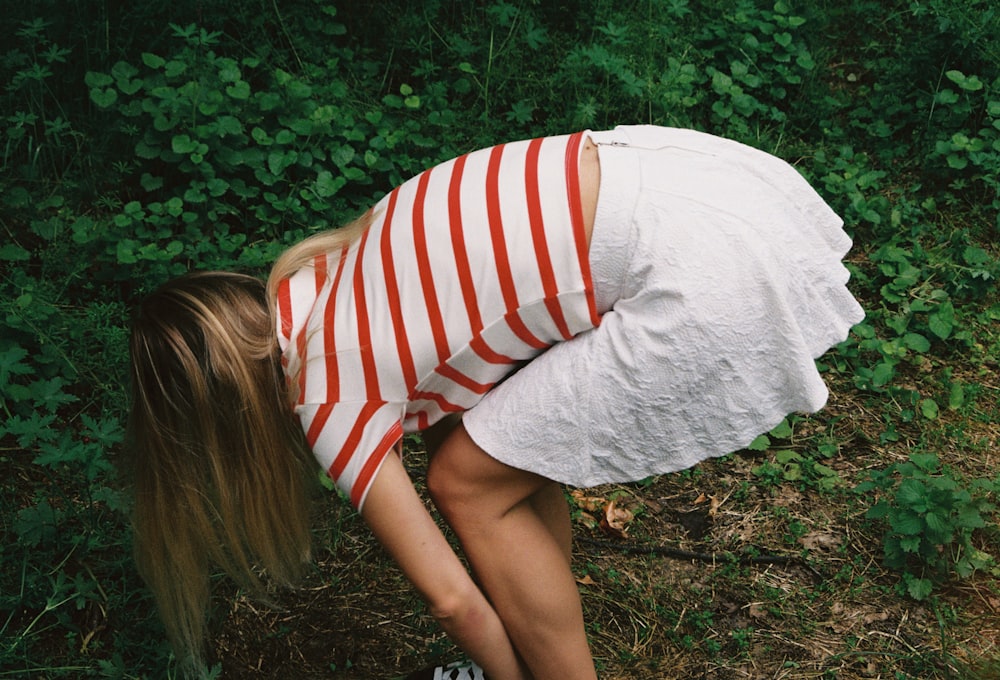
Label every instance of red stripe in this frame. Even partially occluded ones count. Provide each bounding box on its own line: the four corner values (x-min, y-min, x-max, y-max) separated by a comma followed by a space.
330, 401, 381, 479
351, 422, 402, 507
435, 363, 493, 395
277, 278, 292, 341
448, 154, 483, 333
305, 403, 334, 448
322, 245, 350, 403
525, 137, 572, 340
379, 190, 419, 389
565, 131, 601, 327
314, 254, 326, 291
413, 168, 451, 363
410, 390, 466, 414
506, 310, 549, 350
470, 336, 519, 365
486, 145, 520, 313
352, 230, 381, 401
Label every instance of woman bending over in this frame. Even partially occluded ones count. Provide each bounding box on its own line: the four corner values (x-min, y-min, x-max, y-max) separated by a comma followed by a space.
128, 125, 864, 678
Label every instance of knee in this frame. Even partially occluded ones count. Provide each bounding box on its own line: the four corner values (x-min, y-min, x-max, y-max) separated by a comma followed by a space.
426, 452, 469, 524
424, 578, 483, 628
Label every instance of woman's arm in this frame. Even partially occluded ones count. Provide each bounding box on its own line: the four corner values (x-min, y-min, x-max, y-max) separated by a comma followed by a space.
360, 451, 530, 680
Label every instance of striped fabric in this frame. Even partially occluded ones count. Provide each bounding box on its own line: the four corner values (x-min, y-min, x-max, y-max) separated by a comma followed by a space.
276, 131, 600, 508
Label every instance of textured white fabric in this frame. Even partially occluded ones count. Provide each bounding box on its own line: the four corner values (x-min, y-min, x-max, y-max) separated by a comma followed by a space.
462, 125, 866, 486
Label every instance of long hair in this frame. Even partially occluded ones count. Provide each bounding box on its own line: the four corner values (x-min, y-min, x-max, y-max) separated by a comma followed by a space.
127, 271, 317, 672
264, 212, 372, 312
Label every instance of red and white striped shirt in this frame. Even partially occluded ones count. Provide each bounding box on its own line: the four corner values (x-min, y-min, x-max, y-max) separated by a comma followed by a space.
276, 131, 600, 508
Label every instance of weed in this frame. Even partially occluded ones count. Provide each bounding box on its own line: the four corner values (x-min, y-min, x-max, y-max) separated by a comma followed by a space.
856, 452, 999, 600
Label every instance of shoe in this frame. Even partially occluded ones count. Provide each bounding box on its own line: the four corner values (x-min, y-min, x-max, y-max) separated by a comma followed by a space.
405, 660, 487, 680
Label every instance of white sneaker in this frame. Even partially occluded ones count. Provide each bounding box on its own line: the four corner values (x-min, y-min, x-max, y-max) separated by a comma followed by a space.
433, 660, 487, 680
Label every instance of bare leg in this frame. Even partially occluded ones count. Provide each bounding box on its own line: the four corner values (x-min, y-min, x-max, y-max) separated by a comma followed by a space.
528, 481, 573, 564
427, 424, 598, 680
362, 453, 530, 680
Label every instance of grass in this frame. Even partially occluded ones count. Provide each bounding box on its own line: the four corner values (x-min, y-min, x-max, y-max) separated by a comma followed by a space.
206, 346, 1000, 678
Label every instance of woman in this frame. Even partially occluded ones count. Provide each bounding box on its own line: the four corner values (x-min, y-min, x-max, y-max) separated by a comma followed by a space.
128, 125, 864, 678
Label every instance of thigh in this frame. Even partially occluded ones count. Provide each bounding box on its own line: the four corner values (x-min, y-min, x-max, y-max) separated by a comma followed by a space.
426, 423, 551, 527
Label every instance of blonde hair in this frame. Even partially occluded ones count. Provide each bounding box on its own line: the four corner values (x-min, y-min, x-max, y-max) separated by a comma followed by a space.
264, 212, 372, 312
127, 215, 373, 673
127, 271, 311, 673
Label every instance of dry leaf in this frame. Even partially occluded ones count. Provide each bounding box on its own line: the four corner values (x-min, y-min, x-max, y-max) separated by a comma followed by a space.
798, 531, 842, 551
599, 499, 634, 539
576, 511, 599, 530
570, 489, 607, 513
708, 495, 723, 517
576, 574, 596, 586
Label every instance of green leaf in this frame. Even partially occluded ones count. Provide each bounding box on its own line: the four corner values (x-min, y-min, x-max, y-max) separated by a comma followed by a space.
872, 362, 895, 387
897, 479, 928, 511
171, 134, 198, 154
919, 398, 939, 420
906, 575, 934, 600
902, 333, 930, 353
84, 71, 113, 87
140, 173, 164, 191
769, 418, 793, 439
226, 81, 251, 100
89, 87, 117, 108
948, 382, 965, 409
928, 303, 955, 339
945, 69, 984, 91
0, 244, 31, 261
890, 509, 925, 535
747, 434, 770, 451
142, 52, 166, 68
775, 450, 802, 464
116, 239, 138, 264
910, 452, 939, 473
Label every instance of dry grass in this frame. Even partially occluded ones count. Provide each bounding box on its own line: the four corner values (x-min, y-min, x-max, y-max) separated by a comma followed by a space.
212, 350, 1000, 680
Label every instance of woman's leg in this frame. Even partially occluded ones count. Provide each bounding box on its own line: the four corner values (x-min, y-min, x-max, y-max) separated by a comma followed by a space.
362, 453, 531, 680
427, 424, 598, 680
424, 415, 572, 563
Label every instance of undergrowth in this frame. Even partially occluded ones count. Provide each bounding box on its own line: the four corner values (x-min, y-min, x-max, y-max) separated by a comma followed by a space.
1, 0, 998, 677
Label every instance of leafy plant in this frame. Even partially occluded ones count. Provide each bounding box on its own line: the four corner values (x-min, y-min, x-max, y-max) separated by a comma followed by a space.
856, 452, 999, 599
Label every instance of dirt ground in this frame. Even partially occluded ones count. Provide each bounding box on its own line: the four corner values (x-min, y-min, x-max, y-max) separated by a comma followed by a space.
211, 382, 1000, 680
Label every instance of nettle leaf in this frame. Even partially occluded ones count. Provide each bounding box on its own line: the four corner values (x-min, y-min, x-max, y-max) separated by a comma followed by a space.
902, 333, 930, 353
897, 479, 929, 512
906, 575, 934, 600
955, 506, 987, 529
890, 509, 925, 536
747, 433, 770, 451
910, 452, 939, 473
